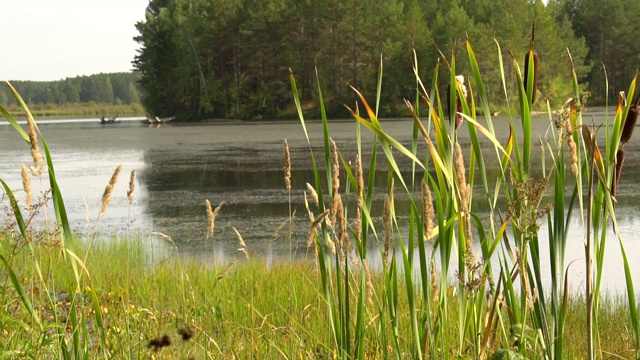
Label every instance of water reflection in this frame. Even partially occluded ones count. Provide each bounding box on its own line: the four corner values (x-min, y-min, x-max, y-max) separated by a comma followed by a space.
1, 111, 640, 293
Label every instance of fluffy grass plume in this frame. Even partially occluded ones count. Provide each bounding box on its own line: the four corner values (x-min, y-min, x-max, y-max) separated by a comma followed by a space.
99, 164, 122, 216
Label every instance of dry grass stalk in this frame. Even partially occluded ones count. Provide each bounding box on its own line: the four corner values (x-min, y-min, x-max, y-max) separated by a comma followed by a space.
206, 200, 224, 239
99, 164, 122, 217
21, 164, 32, 211
152, 231, 177, 249
127, 170, 136, 204
307, 209, 329, 259
26, 113, 44, 175
422, 179, 434, 240
306, 183, 319, 208
284, 139, 291, 191
233, 227, 249, 260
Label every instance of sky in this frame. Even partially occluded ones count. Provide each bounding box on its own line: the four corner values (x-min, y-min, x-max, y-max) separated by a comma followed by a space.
1, 0, 150, 81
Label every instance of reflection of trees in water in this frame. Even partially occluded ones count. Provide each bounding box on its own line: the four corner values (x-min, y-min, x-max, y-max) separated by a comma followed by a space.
137, 147, 320, 252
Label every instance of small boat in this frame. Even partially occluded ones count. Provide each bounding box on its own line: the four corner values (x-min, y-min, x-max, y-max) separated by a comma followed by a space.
99, 114, 120, 124
143, 116, 175, 124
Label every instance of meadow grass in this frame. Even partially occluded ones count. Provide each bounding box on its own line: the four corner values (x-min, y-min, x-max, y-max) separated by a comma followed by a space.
2, 33, 640, 359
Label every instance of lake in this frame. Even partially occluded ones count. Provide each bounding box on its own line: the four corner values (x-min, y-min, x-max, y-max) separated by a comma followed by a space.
1, 112, 640, 294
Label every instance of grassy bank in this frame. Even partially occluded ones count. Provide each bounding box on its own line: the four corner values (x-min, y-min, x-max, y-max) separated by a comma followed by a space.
4, 102, 145, 117
0, 237, 634, 359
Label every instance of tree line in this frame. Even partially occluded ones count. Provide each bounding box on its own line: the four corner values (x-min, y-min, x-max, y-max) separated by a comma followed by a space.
20, 0, 631, 122
0, 73, 143, 108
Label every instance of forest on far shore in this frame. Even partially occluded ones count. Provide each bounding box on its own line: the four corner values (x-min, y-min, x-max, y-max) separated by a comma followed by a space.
132, 0, 640, 121
3, 0, 638, 121
0, 73, 144, 116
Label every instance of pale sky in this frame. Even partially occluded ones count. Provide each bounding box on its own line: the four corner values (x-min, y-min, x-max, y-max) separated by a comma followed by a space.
1, 0, 150, 81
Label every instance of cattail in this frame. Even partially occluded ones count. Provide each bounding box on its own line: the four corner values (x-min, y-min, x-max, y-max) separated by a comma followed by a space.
620, 92, 640, 144
613, 148, 625, 200
99, 165, 122, 216
447, 75, 467, 129
306, 183, 319, 208
21, 164, 32, 211
284, 139, 291, 191
26, 113, 44, 175
127, 170, 135, 204
233, 227, 249, 260
422, 179, 435, 240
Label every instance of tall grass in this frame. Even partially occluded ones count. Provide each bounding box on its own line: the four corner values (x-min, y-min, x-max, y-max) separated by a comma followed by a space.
290, 34, 638, 359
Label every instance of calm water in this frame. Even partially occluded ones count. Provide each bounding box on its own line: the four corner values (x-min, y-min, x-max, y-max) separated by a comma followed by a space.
1, 112, 640, 293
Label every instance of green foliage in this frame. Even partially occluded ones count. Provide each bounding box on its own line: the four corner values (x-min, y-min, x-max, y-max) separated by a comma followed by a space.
0, 72, 142, 108
134, 0, 590, 121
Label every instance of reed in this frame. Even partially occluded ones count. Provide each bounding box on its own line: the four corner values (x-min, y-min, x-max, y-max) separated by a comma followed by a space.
99, 164, 122, 217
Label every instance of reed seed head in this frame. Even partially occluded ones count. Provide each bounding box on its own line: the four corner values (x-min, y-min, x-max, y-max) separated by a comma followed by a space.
21, 164, 32, 211
99, 164, 122, 217
233, 227, 249, 260
306, 183, 319, 208
363, 259, 374, 306
26, 113, 44, 175
430, 259, 439, 303
206, 200, 224, 239
331, 138, 340, 197
421, 179, 434, 240
127, 170, 135, 204
568, 136, 579, 176
354, 208, 362, 245
284, 139, 291, 191
447, 75, 467, 129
